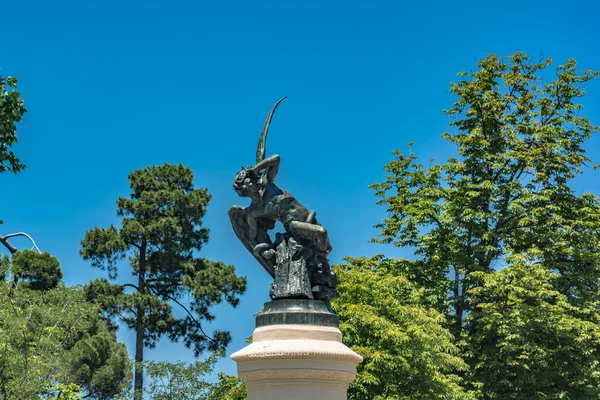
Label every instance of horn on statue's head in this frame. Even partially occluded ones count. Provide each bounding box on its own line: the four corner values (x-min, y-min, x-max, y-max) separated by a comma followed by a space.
256, 97, 287, 163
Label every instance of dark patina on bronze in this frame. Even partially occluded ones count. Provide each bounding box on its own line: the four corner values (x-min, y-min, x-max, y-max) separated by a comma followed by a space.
256, 299, 339, 327
229, 98, 339, 302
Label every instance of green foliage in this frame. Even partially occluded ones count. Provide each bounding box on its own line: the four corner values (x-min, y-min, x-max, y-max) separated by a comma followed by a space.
11, 249, 63, 290
65, 323, 132, 399
0, 75, 27, 175
208, 373, 246, 400
143, 351, 245, 400
42, 383, 84, 400
332, 256, 473, 400
0, 254, 10, 279
372, 53, 600, 328
370, 53, 600, 398
0, 74, 27, 224
0, 281, 130, 399
80, 163, 247, 395
465, 257, 600, 399
144, 352, 221, 399
113, 356, 247, 400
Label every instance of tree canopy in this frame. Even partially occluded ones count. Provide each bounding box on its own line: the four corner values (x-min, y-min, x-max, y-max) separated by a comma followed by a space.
0, 75, 26, 175
80, 163, 247, 398
0, 251, 130, 399
333, 256, 473, 400
465, 257, 600, 398
370, 52, 600, 398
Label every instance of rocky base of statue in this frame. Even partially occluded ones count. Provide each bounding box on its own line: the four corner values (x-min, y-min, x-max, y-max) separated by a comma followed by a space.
231, 299, 363, 400
268, 233, 339, 301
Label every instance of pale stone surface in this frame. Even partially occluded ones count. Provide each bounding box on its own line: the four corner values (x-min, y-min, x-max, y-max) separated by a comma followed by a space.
232, 324, 362, 400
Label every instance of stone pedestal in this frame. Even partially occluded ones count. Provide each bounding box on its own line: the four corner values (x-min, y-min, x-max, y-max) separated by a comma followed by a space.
231, 300, 362, 400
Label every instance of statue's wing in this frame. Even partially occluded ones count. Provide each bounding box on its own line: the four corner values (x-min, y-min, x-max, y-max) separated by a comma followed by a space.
228, 205, 275, 277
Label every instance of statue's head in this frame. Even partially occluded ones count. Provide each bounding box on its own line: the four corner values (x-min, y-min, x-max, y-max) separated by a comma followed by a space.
233, 167, 260, 198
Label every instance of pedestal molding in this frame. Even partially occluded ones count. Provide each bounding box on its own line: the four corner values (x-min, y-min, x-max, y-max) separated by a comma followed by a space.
231, 339, 363, 363
239, 368, 357, 384
232, 317, 362, 399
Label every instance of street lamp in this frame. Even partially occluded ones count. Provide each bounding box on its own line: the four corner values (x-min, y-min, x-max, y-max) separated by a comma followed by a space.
0, 232, 41, 254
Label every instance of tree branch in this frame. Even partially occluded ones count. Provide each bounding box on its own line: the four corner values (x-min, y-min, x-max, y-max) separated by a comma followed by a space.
148, 286, 218, 346
122, 283, 140, 292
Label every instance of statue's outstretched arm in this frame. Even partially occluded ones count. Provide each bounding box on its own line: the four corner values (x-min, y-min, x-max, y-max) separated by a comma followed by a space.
250, 154, 280, 183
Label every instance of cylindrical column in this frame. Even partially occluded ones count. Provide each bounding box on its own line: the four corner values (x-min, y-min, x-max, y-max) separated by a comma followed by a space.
231, 300, 363, 400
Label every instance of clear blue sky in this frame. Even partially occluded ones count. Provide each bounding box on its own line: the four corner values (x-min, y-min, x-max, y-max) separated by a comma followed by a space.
2, 0, 600, 381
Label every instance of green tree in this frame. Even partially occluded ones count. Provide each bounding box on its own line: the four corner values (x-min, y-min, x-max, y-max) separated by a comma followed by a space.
0, 249, 130, 399
144, 351, 246, 400
143, 352, 221, 399
114, 354, 247, 400
0, 75, 26, 175
42, 383, 84, 400
11, 249, 63, 290
80, 163, 247, 398
332, 256, 473, 400
64, 320, 131, 399
207, 373, 246, 400
0, 74, 27, 225
465, 256, 600, 398
370, 53, 600, 397
0, 282, 129, 399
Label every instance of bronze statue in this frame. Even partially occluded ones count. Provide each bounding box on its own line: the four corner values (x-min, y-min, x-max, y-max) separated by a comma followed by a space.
229, 98, 338, 301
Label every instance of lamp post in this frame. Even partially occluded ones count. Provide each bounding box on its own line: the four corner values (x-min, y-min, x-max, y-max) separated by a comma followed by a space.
0, 232, 41, 254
